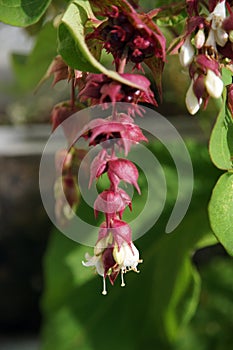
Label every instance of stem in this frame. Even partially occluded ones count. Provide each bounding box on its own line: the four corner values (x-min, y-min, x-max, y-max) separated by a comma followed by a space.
118, 48, 128, 74
112, 103, 119, 121
112, 48, 129, 121
70, 77, 76, 111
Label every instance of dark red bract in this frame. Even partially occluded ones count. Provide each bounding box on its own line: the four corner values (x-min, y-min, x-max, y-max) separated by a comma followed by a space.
78, 73, 157, 107
87, 2, 165, 69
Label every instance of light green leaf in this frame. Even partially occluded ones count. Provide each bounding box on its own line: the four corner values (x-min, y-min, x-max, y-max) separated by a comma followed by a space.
222, 67, 233, 86
209, 89, 233, 170
209, 173, 233, 256
58, 1, 144, 90
11, 21, 57, 92
0, 0, 51, 26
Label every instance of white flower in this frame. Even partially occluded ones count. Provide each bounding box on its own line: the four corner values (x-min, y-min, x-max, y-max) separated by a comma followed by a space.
179, 36, 195, 67
113, 242, 142, 287
207, 0, 228, 47
205, 69, 223, 98
185, 80, 202, 115
114, 242, 139, 270
82, 236, 142, 294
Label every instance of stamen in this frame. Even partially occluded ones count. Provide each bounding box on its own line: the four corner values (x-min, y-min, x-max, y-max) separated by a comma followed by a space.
102, 277, 107, 295
121, 270, 126, 287
132, 267, 140, 273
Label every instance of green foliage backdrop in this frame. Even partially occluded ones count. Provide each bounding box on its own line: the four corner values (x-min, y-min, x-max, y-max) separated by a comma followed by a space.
41, 141, 220, 350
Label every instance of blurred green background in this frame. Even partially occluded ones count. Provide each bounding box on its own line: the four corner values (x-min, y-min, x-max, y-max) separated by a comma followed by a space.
0, 1, 233, 350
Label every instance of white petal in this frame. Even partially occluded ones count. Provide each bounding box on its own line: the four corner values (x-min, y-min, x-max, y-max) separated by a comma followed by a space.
113, 244, 125, 265
94, 235, 112, 255
215, 28, 228, 46
179, 36, 195, 67
82, 254, 96, 267
95, 259, 105, 276
82, 254, 104, 276
185, 81, 202, 115
205, 29, 217, 49
122, 243, 139, 269
205, 70, 223, 99
212, 0, 226, 19
113, 242, 140, 269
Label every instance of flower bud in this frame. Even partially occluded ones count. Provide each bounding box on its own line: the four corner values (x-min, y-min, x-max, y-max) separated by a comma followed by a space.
54, 175, 80, 224
205, 69, 223, 99
185, 80, 202, 115
194, 29, 205, 49
179, 36, 195, 67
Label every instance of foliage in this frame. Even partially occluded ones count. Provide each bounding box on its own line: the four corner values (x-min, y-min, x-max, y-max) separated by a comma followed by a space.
0, 0, 52, 26
208, 70, 233, 255
174, 256, 233, 350
41, 141, 220, 349
11, 21, 57, 92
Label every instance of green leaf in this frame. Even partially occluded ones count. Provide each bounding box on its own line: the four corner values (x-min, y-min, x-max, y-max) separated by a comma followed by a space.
11, 21, 57, 92
222, 67, 233, 86
209, 173, 233, 256
209, 89, 233, 170
0, 0, 51, 26
58, 1, 144, 90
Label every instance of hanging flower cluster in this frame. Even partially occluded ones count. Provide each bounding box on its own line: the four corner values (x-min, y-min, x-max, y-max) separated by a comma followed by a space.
42, 0, 165, 294
78, 1, 166, 294
175, 0, 233, 114
80, 109, 150, 294
46, 24, 163, 294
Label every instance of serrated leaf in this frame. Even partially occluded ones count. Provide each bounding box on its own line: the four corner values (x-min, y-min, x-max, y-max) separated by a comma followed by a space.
209, 173, 233, 256
58, 2, 145, 90
0, 0, 51, 26
11, 21, 57, 92
209, 89, 233, 170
